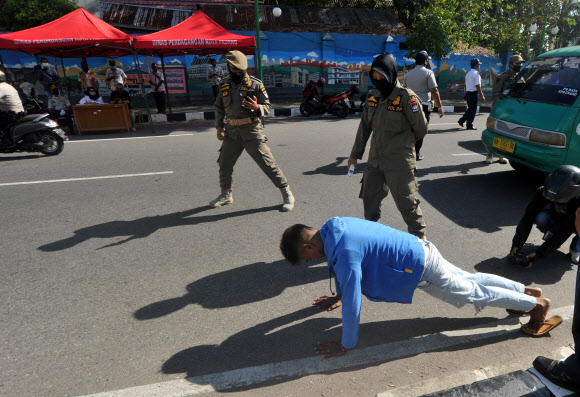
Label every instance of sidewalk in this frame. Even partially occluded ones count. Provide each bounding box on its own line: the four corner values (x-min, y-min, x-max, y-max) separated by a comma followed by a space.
134, 98, 491, 124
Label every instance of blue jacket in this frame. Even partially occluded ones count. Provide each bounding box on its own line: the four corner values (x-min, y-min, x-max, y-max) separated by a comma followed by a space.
320, 217, 425, 349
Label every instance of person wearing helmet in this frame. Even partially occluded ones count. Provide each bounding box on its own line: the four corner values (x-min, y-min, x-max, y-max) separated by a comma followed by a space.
347, 53, 428, 239
0, 70, 25, 147
211, 50, 295, 212
510, 165, 580, 267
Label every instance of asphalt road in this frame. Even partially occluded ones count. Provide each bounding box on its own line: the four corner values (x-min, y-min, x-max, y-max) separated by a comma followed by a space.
0, 112, 577, 397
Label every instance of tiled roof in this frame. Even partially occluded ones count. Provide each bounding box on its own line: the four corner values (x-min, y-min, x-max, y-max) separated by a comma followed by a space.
100, 1, 406, 35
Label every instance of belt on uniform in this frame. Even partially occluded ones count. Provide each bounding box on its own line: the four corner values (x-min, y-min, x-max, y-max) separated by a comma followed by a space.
227, 117, 259, 126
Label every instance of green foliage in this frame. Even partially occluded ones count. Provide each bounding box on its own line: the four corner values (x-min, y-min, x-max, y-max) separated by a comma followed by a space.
0, 0, 78, 32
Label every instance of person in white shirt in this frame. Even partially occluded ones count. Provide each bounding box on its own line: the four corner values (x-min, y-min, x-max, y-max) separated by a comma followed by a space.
105, 60, 126, 92
404, 50, 444, 161
47, 85, 74, 133
207, 58, 224, 99
78, 87, 104, 105
149, 63, 167, 114
458, 58, 485, 130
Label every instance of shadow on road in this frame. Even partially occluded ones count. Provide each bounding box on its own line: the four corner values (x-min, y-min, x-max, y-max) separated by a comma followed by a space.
416, 160, 490, 177
418, 170, 543, 232
161, 306, 517, 390
302, 156, 367, 176
38, 205, 280, 252
134, 259, 328, 316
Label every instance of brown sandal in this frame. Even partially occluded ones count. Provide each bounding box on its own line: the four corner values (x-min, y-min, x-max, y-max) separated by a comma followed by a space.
520, 315, 563, 336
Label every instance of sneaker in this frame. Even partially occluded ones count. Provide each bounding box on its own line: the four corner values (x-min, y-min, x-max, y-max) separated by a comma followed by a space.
209, 191, 233, 208
280, 186, 295, 212
485, 153, 493, 164
416, 154, 424, 161
498, 156, 508, 164
533, 356, 580, 392
571, 250, 580, 264
466, 126, 477, 130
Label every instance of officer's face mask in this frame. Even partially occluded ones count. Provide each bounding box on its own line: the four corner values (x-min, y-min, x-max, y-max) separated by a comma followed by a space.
513, 65, 522, 73
228, 65, 245, 85
41, 62, 49, 69
51, 88, 59, 96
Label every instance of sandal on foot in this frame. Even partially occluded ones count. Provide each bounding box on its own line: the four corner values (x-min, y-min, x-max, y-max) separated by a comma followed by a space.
521, 315, 563, 336
506, 309, 532, 316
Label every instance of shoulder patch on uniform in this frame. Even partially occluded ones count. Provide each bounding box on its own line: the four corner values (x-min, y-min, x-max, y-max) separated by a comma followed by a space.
367, 95, 378, 108
261, 87, 269, 100
222, 90, 229, 97
409, 97, 420, 112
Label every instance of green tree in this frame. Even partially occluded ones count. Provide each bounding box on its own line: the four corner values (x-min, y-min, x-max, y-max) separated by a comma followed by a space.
0, 0, 78, 32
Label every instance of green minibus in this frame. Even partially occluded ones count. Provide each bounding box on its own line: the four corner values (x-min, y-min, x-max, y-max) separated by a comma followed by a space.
482, 46, 580, 173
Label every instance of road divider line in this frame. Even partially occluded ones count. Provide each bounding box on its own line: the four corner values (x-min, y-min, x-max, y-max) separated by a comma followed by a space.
81, 305, 574, 397
0, 171, 174, 186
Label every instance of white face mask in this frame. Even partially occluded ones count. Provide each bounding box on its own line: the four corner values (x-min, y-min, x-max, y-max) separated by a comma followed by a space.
42, 63, 49, 68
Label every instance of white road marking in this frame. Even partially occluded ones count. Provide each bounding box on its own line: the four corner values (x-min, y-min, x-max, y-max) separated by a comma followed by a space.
81, 305, 574, 397
67, 134, 197, 143
0, 171, 174, 186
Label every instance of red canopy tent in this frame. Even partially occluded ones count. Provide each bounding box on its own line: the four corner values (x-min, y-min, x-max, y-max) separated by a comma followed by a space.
0, 8, 132, 57
132, 11, 256, 56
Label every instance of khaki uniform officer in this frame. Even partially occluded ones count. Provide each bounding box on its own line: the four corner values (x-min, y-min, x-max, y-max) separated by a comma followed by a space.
347, 53, 428, 239
492, 54, 524, 107
211, 50, 295, 211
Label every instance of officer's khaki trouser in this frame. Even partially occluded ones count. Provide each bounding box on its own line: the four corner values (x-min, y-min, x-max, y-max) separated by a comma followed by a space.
217, 123, 288, 192
360, 166, 426, 238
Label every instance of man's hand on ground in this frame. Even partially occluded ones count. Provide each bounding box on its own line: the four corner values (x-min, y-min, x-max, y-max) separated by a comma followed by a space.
313, 295, 342, 311
315, 339, 348, 359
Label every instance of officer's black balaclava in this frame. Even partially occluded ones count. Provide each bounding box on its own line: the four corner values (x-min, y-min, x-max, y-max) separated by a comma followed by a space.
370, 53, 398, 98
228, 64, 246, 85
88, 89, 99, 100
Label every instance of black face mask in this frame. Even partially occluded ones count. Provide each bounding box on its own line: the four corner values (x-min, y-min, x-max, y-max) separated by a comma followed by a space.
82, 66, 89, 72
370, 53, 398, 98
88, 91, 99, 100
229, 66, 246, 85
512, 65, 522, 73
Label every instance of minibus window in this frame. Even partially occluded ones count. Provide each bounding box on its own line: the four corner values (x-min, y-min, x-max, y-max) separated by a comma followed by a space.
506, 56, 580, 106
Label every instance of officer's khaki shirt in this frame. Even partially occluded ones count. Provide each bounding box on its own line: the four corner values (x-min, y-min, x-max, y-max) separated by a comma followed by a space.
492, 69, 516, 105
350, 81, 428, 171
215, 75, 271, 129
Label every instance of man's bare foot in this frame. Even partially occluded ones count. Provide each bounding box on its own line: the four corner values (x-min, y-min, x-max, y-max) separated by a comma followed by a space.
524, 287, 543, 298
522, 298, 552, 334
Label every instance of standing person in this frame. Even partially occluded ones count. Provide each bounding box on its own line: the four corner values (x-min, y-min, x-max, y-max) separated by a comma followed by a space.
79, 61, 99, 96
347, 53, 428, 239
211, 50, 295, 212
37, 58, 61, 99
207, 58, 224, 100
458, 58, 485, 131
487, 55, 525, 165
403, 50, 444, 161
149, 63, 167, 114
533, 252, 580, 392
280, 217, 563, 357
47, 85, 74, 133
105, 60, 126, 92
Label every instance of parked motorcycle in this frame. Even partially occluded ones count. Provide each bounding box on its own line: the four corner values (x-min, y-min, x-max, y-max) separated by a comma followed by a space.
300, 83, 359, 118
0, 112, 67, 156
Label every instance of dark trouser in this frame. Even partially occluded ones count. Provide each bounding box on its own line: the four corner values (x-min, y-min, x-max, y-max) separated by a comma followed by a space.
360, 166, 426, 238
49, 110, 74, 133
415, 104, 431, 156
152, 91, 167, 113
212, 85, 219, 99
458, 91, 478, 128
562, 260, 580, 382
218, 124, 288, 192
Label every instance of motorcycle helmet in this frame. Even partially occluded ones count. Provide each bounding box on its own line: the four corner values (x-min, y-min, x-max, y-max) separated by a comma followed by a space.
0, 70, 6, 83
543, 165, 580, 203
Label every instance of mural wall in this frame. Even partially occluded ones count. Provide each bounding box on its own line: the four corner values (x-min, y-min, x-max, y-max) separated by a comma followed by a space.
0, 30, 510, 107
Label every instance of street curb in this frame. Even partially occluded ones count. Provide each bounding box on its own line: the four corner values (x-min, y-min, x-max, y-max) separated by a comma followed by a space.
141, 105, 491, 123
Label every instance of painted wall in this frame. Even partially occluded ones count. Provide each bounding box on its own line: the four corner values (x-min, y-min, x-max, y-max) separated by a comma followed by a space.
0, 30, 509, 107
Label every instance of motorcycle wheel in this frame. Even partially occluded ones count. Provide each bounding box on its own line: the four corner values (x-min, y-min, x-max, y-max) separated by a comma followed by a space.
299, 103, 311, 117
38, 131, 64, 156
335, 102, 349, 118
